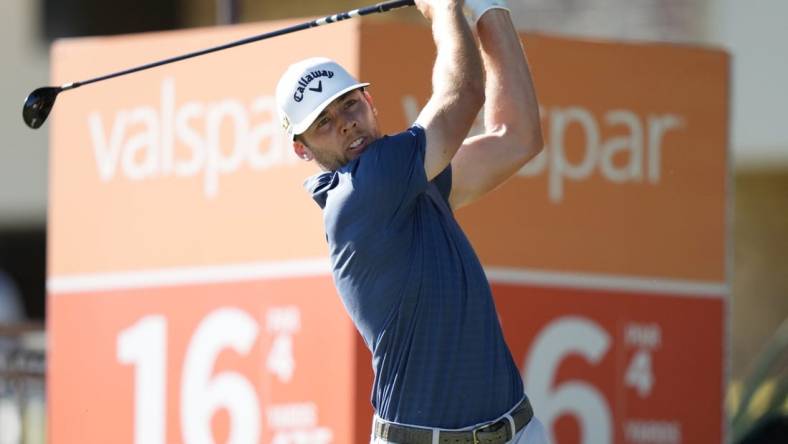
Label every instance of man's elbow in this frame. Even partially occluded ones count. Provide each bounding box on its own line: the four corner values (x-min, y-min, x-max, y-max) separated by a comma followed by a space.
505, 125, 543, 167
523, 127, 544, 160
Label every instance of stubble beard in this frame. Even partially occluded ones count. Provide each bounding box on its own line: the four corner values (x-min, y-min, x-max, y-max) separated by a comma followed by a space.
312, 149, 350, 172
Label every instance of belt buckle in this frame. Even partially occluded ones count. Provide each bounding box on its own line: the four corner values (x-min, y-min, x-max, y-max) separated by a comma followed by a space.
472, 428, 481, 444
472, 419, 507, 444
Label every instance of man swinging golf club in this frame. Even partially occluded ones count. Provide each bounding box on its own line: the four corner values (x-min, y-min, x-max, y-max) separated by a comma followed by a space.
276, 0, 547, 442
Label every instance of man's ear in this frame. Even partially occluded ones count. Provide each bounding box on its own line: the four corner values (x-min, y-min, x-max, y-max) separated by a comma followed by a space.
362, 90, 378, 116
293, 139, 314, 161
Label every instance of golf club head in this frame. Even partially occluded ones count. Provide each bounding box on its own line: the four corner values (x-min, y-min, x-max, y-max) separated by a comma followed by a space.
23, 86, 61, 129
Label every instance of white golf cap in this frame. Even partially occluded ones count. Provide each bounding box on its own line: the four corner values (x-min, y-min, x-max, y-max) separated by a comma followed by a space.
276, 57, 369, 140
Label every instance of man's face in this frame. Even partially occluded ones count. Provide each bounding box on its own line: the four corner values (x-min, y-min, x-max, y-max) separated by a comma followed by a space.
294, 89, 381, 171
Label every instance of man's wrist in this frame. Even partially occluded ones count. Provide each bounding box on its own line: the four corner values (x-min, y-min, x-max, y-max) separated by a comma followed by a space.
464, 0, 510, 26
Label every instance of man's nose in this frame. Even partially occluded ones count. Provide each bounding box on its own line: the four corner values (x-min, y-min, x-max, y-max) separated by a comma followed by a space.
340, 113, 358, 134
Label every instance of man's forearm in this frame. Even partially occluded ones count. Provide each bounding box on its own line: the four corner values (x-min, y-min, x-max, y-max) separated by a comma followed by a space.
429, 2, 483, 108
417, 0, 484, 180
440, 7, 542, 210
477, 10, 542, 152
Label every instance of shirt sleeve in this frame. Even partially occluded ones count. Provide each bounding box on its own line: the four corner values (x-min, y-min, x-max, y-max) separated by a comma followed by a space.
431, 164, 452, 206
351, 125, 429, 222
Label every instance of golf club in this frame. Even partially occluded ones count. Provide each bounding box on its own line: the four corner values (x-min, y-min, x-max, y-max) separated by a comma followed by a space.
22, 0, 415, 129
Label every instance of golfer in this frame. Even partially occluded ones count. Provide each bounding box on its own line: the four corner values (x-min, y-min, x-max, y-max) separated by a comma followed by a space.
276, 0, 546, 442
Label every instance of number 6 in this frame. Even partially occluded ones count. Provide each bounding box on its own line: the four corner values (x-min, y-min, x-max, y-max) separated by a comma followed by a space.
181, 308, 261, 444
523, 316, 612, 444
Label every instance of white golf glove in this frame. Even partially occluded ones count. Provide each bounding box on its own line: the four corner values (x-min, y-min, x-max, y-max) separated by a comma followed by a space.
464, 0, 510, 25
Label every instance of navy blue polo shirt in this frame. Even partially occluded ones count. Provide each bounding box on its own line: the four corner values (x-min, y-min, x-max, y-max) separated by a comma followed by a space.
305, 125, 523, 428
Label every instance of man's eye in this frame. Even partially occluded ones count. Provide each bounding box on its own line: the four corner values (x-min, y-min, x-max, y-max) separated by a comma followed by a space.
344, 99, 357, 109
317, 117, 330, 128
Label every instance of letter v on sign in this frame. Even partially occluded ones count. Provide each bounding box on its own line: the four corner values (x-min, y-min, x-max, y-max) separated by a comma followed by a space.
309, 81, 323, 93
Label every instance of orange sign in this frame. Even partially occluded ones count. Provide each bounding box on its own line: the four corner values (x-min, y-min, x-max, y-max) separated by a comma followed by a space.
494, 284, 724, 444
49, 277, 358, 443
361, 27, 729, 282
48, 18, 728, 444
48, 19, 361, 275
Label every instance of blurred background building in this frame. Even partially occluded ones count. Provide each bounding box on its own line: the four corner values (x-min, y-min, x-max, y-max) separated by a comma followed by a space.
0, 0, 786, 442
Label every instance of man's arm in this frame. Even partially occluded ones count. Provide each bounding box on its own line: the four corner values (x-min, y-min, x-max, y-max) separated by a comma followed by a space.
414, 0, 485, 181
449, 7, 543, 210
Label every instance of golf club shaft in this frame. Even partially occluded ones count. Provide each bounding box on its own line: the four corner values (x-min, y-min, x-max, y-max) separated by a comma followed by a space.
61, 0, 415, 91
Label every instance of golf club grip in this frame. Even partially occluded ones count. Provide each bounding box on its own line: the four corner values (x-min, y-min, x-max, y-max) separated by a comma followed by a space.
362, 0, 416, 14
67, 1, 417, 90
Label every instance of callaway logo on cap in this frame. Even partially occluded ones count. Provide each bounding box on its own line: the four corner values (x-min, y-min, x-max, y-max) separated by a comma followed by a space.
276, 57, 369, 140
